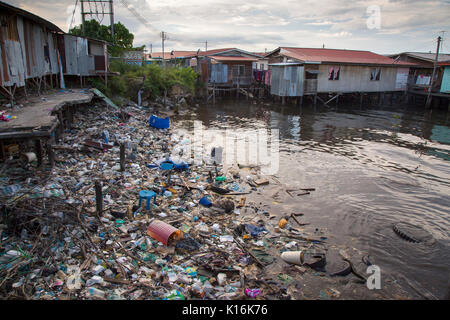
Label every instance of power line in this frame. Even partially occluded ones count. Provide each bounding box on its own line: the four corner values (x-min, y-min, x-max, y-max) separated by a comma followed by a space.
69, 0, 79, 31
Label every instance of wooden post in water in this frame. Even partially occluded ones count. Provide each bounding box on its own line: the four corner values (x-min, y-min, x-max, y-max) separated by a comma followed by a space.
47, 139, 54, 167
236, 78, 240, 99
95, 180, 103, 217
35, 139, 42, 167
57, 110, 64, 137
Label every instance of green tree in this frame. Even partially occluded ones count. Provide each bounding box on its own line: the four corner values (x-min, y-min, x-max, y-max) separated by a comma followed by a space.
69, 20, 134, 56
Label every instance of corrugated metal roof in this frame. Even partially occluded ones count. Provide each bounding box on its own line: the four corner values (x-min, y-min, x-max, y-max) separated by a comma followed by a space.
210, 56, 258, 62
277, 47, 414, 66
197, 48, 236, 56
394, 52, 450, 63
0, 1, 63, 33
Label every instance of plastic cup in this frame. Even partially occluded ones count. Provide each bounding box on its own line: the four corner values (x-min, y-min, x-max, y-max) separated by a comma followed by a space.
22, 152, 37, 163
281, 251, 305, 265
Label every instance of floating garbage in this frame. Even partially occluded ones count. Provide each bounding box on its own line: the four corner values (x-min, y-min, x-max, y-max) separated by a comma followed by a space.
0, 93, 372, 301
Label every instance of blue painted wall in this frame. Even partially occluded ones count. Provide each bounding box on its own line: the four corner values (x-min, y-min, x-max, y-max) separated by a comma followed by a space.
440, 66, 450, 93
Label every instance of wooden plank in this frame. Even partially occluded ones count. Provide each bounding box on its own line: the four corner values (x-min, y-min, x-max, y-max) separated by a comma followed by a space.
83, 139, 114, 150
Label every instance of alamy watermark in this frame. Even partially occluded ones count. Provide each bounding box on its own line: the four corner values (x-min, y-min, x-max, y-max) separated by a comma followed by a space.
171, 121, 279, 175
366, 265, 381, 290
366, 5, 381, 30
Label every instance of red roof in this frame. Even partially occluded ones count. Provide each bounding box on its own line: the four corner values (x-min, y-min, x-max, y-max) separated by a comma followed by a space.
197, 48, 236, 56
277, 47, 414, 66
210, 56, 258, 62
148, 51, 197, 59
251, 52, 267, 57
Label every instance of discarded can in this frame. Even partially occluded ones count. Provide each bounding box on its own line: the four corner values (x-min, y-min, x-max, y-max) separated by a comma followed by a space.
147, 220, 183, 245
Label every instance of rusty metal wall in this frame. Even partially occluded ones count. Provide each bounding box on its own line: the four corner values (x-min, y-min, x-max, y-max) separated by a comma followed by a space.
63, 35, 101, 76
270, 65, 304, 96
0, 14, 59, 88
210, 63, 228, 83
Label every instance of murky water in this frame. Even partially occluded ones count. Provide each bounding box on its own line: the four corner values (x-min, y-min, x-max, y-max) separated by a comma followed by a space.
174, 99, 450, 299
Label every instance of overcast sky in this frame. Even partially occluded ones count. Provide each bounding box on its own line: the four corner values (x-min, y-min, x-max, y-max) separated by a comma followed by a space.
7, 0, 450, 54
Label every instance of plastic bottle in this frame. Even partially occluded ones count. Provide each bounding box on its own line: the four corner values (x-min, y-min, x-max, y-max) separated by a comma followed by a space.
245, 288, 261, 298
88, 287, 105, 298
102, 130, 109, 143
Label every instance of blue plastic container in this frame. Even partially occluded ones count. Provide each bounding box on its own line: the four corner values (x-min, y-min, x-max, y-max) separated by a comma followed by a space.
199, 196, 212, 207
160, 161, 175, 170
148, 115, 170, 129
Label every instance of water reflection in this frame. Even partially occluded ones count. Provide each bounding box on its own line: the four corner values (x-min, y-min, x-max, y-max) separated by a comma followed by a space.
174, 99, 450, 299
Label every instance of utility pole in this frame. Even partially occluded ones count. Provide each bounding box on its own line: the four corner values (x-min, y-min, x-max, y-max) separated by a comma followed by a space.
205, 40, 208, 52
425, 36, 442, 109
80, 0, 114, 38
80, 0, 85, 35
161, 31, 167, 68
110, 0, 114, 39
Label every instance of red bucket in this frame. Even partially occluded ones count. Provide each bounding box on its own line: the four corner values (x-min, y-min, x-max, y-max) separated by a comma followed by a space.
147, 220, 183, 245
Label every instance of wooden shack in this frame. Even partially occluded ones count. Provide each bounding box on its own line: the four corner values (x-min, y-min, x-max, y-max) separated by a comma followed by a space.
265, 47, 414, 103
439, 62, 450, 94
0, 1, 109, 100
57, 34, 108, 77
0, 1, 62, 100
388, 52, 450, 91
197, 48, 261, 86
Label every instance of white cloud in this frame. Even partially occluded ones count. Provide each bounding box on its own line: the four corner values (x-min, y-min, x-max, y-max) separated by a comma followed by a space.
4, 0, 450, 54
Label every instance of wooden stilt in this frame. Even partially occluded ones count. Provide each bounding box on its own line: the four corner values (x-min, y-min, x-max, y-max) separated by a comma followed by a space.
57, 110, 64, 136
120, 143, 125, 172
236, 80, 240, 99
35, 139, 43, 167
67, 106, 73, 129
95, 180, 103, 217
47, 139, 54, 167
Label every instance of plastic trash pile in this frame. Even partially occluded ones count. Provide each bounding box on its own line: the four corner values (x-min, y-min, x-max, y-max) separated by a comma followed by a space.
0, 99, 380, 300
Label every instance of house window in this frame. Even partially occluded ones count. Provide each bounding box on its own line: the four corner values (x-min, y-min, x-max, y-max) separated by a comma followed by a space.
238, 65, 245, 75
370, 68, 381, 81
328, 66, 340, 80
